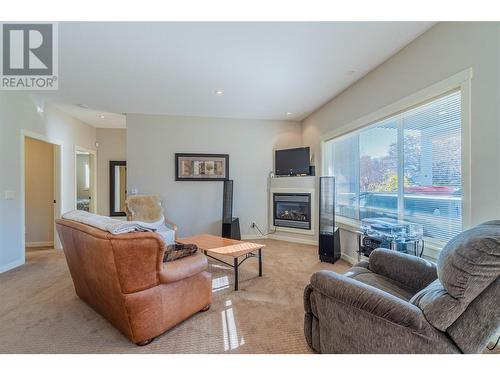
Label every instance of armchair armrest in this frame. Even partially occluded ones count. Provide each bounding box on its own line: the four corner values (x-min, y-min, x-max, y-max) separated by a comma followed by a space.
310, 270, 426, 331
159, 253, 208, 284
369, 248, 437, 291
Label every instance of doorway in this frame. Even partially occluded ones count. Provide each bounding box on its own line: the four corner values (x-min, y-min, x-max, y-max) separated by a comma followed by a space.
23, 134, 62, 255
75, 146, 97, 213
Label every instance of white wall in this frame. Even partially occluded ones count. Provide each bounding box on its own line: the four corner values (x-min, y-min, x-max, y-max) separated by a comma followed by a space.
127, 114, 302, 238
0, 93, 97, 272
24, 137, 54, 245
96, 128, 127, 216
302, 22, 500, 261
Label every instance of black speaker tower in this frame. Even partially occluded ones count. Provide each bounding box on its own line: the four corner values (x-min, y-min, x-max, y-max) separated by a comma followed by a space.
222, 180, 241, 240
319, 176, 341, 263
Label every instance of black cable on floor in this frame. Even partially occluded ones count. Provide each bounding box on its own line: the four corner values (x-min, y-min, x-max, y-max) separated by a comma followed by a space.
487, 335, 500, 351
419, 239, 425, 257
253, 222, 276, 237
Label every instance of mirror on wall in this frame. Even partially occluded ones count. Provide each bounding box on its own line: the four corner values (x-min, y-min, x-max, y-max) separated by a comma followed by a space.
110, 161, 127, 216
76, 150, 96, 212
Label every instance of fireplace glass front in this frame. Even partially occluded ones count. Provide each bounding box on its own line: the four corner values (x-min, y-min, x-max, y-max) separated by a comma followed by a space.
273, 193, 311, 230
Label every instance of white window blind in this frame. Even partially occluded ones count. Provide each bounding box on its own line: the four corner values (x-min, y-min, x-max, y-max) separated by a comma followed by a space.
325, 90, 462, 242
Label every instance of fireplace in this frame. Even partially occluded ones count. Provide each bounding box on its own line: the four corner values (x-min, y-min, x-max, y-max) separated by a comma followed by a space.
273, 193, 311, 230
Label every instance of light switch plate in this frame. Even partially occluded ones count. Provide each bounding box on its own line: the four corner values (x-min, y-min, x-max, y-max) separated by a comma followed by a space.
4, 190, 16, 200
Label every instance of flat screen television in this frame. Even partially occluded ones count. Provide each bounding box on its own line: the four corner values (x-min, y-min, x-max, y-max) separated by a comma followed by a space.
275, 147, 310, 176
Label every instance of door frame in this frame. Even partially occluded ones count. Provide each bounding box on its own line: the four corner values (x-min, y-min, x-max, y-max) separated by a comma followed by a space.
21, 129, 63, 254
74, 145, 98, 213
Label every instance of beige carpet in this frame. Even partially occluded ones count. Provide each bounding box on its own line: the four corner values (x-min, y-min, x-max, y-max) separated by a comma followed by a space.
0, 240, 350, 353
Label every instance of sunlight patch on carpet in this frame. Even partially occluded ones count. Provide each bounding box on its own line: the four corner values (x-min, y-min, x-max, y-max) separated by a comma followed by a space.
212, 276, 230, 293
221, 299, 243, 351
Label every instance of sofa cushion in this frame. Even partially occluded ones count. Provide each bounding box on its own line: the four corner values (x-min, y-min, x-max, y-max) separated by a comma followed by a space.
369, 249, 437, 292
344, 266, 416, 301
437, 220, 500, 301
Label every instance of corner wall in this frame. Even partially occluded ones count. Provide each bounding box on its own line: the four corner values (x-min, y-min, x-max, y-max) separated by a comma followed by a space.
301, 22, 500, 260
96, 128, 127, 216
126, 114, 302, 238
0, 94, 97, 272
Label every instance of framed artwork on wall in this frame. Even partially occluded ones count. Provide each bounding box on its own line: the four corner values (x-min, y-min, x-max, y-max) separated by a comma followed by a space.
175, 153, 229, 181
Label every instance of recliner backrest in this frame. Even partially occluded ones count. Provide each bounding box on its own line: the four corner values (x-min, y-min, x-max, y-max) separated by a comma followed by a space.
410, 220, 500, 349
437, 220, 500, 301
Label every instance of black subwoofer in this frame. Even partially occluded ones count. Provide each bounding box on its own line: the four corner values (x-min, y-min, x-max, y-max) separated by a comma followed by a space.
222, 218, 241, 240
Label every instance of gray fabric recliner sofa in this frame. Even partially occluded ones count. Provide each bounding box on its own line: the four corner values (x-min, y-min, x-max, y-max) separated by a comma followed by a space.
304, 220, 500, 353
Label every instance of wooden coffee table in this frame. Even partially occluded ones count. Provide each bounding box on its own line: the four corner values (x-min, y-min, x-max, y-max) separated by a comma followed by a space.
176, 234, 265, 291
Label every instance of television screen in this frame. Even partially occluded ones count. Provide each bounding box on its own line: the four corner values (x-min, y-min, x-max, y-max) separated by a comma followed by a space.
275, 147, 310, 176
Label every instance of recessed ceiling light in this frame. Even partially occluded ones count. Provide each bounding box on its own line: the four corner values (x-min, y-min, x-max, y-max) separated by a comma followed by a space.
99, 115, 105, 119
77, 104, 89, 109
36, 106, 44, 113
286, 112, 293, 116
215, 90, 224, 96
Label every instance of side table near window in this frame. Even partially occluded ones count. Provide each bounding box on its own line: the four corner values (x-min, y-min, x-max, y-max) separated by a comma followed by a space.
356, 218, 424, 262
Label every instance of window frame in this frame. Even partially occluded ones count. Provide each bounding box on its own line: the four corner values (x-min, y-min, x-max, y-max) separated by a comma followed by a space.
320, 69, 472, 256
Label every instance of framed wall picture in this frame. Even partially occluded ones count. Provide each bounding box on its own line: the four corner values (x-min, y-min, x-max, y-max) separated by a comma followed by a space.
175, 153, 229, 181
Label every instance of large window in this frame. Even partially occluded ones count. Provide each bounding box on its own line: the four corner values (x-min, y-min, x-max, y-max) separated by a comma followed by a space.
324, 90, 462, 242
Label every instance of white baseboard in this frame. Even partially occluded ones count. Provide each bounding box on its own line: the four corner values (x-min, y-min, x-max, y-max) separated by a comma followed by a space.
241, 234, 266, 241
268, 234, 317, 245
242, 233, 317, 245
25, 241, 54, 248
0, 257, 25, 273
341, 253, 358, 265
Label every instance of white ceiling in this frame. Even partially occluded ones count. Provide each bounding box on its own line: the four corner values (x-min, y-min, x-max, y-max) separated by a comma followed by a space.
39, 22, 435, 126
52, 103, 126, 128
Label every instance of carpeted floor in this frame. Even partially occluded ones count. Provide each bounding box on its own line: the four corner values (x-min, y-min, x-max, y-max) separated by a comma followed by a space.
0, 240, 350, 353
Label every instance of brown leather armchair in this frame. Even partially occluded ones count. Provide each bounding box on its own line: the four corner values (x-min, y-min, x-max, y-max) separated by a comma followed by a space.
56, 218, 212, 345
